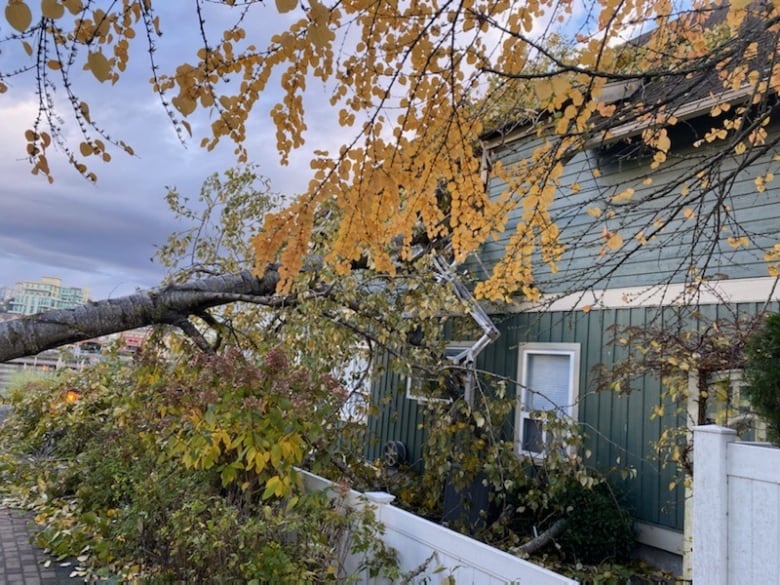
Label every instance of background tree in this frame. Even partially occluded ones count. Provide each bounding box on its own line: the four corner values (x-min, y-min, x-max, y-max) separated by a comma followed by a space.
743, 311, 780, 444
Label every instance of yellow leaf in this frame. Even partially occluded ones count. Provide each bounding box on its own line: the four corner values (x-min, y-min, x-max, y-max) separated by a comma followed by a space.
262, 475, 282, 499
612, 187, 634, 203
582, 304, 592, 313
309, 0, 328, 24
550, 75, 569, 96
309, 22, 334, 47
5, 1, 32, 32
79, 142, 92, 157
606, 232, 623, 251
534, 79, 553, 102
308, 1, 334, 47
86, 51, 112, 83
22, 41, 32, 55
275, 0, 297, 13
79, 101, 90, 123
727, 236, 749, 248
586, 207, 602, 218
597, 102, 616, 117
41, 0, 65, 19
683, 208, 694, 220
656, 133, 671, 153
172, 95, 196, 116
63, 0, 82, 14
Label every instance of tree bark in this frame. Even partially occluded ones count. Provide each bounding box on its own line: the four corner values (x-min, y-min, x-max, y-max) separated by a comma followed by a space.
514, 518, 568, 557
0, 269, 280, 363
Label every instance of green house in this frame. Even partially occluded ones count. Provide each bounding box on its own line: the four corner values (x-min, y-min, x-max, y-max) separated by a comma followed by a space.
366, 71, 780, 568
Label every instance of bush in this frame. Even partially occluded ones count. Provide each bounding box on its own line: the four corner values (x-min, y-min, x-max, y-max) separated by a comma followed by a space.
0, 349, 397, 583
555, 482, 636, 565
743, 312, 780, 444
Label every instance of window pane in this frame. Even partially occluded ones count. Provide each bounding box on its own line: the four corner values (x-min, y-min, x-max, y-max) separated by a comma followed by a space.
522, 417, 544, 453
525, 353, 571, 412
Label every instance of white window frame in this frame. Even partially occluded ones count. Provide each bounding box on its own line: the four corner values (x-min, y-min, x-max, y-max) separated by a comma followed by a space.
515, 343, 580, 457
407, 342, 473, 403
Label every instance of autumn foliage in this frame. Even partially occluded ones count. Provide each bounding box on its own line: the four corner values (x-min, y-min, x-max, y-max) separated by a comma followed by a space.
3, 0, 780, 299
0, 348, 394, 581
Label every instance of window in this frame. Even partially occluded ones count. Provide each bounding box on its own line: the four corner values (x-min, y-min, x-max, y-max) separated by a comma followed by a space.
516, 343, 580, 457
706, 369, 767, 441
407, 342, 472, 403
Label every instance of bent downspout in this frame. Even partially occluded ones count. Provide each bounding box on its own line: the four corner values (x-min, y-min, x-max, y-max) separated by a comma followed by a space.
432, 253, 500, 406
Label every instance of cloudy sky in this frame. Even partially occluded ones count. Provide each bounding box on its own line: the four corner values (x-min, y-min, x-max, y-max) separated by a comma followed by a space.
0, 3, 336, 300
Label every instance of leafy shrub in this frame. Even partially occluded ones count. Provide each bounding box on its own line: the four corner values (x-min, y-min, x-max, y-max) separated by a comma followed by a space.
555, 482, 635, 565
743, 312, 780, 444
0, 349, 397, 582
404, 381, 631, 565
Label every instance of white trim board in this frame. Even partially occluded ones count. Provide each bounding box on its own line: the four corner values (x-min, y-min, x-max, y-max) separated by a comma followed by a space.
635, 522, 684, 555
502, 276, 780, 313
481, 85, 755, 151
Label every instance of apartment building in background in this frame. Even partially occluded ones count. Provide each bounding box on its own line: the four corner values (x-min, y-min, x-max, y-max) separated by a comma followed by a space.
4, 276, 89, 316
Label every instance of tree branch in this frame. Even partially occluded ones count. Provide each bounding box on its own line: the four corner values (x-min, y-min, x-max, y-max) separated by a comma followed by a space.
514, 518, 569, 557
0, 268, 280, 363
173, 316, 215, 354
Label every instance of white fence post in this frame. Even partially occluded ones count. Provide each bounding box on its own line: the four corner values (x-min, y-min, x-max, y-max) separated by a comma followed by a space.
364, 491, 396, 508
693, 425, 736, 585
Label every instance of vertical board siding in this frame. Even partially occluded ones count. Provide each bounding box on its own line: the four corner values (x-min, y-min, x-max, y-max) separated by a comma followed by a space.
367, 302, 778, 533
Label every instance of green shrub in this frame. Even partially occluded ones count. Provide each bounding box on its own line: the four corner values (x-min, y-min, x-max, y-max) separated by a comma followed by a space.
0, 350, 397, 583
743, 312, 780, 444
555, 482, 635, 565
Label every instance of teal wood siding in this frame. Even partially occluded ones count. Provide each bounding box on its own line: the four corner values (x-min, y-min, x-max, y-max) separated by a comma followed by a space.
367, 301, 778, 532
475, 125, 780, 293
366, 353, 429, 468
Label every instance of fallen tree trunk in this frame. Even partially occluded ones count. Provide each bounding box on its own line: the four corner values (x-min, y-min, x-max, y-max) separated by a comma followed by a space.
0, 269, 280, 363
513, 518, 569, 557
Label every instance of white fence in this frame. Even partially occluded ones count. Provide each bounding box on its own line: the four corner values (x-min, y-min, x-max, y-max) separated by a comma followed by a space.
693, 425, 780, 585
299, 469, 577, 585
